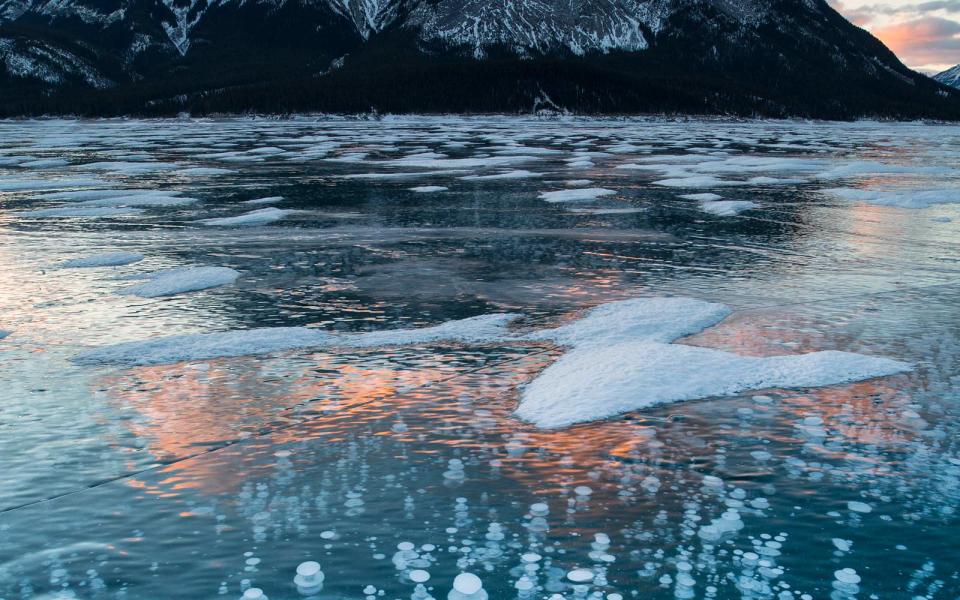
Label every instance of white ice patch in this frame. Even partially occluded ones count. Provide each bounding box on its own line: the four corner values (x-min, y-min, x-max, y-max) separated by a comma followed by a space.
58, 252, 145, 269
384, 155, 541, 169
174, 167, 236, 176
199, 208, 297, 227
74, 313, 520, 366
698, 200, 759, 216
75, 161, 180, 175
817, 161, 956, 180
242, 197, 284, 205
117, 267, 240, 298
654, 176, 746, 188
460, 170, 541, 181
823, 187, 960, 209
512, 297, 911, 428
680, 193, 723, 201
539, 188, 616, 203
409, 186, 448, 193
0, 177, 106, 192
566, 208, 644, 214
15, 207, 144, 218
523, 298, 732, 348
75, 194, 197, 207
516, 343, 912, 428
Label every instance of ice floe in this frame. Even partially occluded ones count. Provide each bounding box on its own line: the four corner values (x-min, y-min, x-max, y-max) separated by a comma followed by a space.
74, 313, 520, 366
680, 193, 723, 201
516, 342, 911, 428
513, 297, 911, 428
58, 252, 145, 269
823, 187, 960, 208
117, 267, 241, 298
539, 188, 616, 203
565, 208, 645, 214
698, 200, 759, 216
242, 196, 284, 205
0, 177, 106, 192
16, 207, 144, 218
409, 186, 449, 193
459, 170, 541, 181
654, 176, 746, 188
173, 167, 237, 176
385, 155, 540, 169
199, 208, 298, 226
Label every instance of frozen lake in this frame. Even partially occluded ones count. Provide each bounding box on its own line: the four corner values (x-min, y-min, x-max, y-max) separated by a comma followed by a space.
0, 117, 958, 599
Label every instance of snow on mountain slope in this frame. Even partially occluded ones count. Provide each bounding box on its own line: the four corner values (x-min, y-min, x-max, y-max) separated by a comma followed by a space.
936, 65, 960, 90
325, 0, 402, 39
407, 0, 662, 58
0, 37, 112, 87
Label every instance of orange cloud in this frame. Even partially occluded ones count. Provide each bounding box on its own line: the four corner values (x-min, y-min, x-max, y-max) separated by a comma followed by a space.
872, 16, 960, 68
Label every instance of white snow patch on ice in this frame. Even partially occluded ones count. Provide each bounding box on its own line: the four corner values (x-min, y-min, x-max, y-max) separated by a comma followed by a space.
523, 297, 732, 348
117, 267, 240, 298
199, 208, 298, 227
59, 252, 145, 269
539, 188, 616, 203
0, 177, 106, 192
174, 167, 236, 176
654, 176, 746, 188
823, 187, 960, 208
512, 297, 911, 428
516, 342, 912, 428
74, 313, 520, 366
680, 193, 723, 201
385, 155, 541, 169
460, 170, 541, 181
699, 200, 759, 216
566, 207, 645, 214
16, 207, 144, 218
242, 196, 284, 205
409, 186, 448, 193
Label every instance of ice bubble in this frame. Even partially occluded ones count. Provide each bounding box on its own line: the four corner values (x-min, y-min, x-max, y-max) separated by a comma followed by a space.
515, 576, 535, 591
320, 531, 336, 539
567, 568, 594, 583
834, 568, 861, 584
530, 502, 549, 516
847, 501, 872, 514
410, 570, 431, 583
294, 561, 324, 593
521, 553, 542, 563
241, 588, 267, 600
399, 542, 416, 551
832, 538, 851, 552
451, 573, 483, 600
573, 486, 593, 497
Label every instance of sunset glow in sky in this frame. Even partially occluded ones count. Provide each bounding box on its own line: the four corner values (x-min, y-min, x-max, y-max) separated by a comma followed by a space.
830, 0, 960, 74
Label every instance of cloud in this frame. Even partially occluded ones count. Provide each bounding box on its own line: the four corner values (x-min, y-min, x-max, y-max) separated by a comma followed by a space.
873, 16, 960, 68
829, 1, 960, 69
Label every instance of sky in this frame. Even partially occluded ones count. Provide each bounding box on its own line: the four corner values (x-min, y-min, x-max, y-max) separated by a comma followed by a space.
829, 0, 960, 74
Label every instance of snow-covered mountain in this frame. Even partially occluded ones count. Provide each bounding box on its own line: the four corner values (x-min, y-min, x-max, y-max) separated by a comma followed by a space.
1, 0, 959, 118
936, 65, 960, 90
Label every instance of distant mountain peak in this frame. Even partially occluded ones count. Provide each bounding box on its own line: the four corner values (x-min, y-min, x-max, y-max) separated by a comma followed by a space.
935, 65, 960, 90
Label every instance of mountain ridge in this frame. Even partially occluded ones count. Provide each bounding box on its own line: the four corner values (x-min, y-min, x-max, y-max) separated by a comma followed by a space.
936, 65, 960, 90
1, 0, 959, 119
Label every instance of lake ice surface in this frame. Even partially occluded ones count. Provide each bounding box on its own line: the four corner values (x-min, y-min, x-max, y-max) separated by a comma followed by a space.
0, 117, 959, 599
